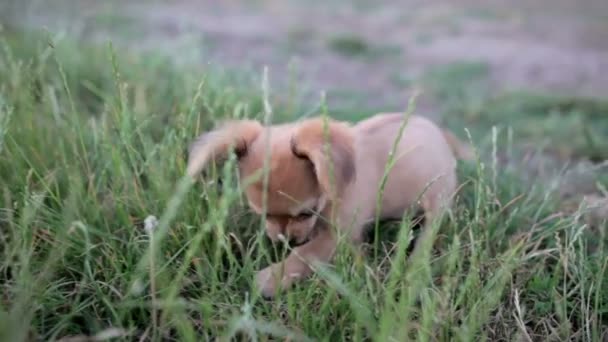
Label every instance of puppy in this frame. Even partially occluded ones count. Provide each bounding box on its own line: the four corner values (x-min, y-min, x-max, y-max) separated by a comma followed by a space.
187, 113, 473, 298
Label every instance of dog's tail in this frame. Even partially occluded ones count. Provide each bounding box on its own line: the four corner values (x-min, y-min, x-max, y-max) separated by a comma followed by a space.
441, 129, 475, 161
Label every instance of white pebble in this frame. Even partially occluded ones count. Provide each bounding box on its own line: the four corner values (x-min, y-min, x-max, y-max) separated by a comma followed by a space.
144, 215, 158, 235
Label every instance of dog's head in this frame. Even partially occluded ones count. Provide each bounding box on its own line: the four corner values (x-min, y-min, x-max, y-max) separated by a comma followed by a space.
187, 117, 355, 245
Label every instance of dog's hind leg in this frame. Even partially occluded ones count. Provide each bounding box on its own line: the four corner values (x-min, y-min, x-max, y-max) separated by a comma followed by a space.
411, 181, 456, 257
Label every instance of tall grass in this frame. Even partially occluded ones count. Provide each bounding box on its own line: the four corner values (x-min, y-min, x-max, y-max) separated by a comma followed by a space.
0, 31, 606, 341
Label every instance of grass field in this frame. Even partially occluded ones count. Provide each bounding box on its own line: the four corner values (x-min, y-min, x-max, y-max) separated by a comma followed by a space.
1, 29, 607, 341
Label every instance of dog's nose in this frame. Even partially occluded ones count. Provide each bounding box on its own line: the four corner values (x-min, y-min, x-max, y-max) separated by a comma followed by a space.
288, 239, 304, 248
287, 234, 309, 248
272, 231, 300, 247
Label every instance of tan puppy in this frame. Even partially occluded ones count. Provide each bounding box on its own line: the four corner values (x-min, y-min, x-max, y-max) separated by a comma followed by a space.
187, 113, 473, 298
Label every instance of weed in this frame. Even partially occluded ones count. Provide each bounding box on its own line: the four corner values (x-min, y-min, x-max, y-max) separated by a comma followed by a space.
327, 34, 401, 61
328, 34, 370, 57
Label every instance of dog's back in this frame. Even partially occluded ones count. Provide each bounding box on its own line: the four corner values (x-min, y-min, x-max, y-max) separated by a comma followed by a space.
348, 113, 464, 220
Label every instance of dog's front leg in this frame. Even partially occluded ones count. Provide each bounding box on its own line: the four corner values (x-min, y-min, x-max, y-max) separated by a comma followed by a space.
255, 228, 336, 298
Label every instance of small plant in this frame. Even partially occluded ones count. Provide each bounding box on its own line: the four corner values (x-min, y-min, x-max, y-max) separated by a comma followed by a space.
328, 34, 370, 57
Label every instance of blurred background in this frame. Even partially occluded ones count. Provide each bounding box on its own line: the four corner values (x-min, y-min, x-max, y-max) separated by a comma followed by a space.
2, 0, 608, 191
4, 0, 608, 105
6, 1, 608, 94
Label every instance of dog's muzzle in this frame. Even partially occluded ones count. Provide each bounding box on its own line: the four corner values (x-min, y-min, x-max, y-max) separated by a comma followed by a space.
287, 225, 319, 248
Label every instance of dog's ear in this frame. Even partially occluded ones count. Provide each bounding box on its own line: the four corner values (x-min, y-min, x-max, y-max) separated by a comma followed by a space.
291, 117, 355, 198
186, 119, 263, 178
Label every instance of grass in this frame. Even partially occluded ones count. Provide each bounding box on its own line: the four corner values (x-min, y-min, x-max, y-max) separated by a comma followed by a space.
424, 61, 608, 162
328, 34, 370, 57
327, 34, 401, 61
87, 13, 146, 41
0, 30, 607, 341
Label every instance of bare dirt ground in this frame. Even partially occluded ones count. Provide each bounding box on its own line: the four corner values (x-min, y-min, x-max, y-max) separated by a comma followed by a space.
14, 0, 608, 112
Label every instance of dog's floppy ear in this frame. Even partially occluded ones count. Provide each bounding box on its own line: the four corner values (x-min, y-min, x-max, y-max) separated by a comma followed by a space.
291, 117, 355, 198
186, 119, 263, 178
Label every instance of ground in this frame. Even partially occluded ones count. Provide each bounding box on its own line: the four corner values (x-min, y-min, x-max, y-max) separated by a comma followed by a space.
14, 0, 608, 110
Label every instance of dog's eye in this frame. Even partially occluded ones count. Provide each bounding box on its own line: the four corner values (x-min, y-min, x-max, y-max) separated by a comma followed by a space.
293, 211, 314, 221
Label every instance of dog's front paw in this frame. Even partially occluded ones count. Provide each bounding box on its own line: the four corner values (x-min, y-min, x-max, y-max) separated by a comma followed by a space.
255, 264, 300, 299
255, 266, 280, 299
